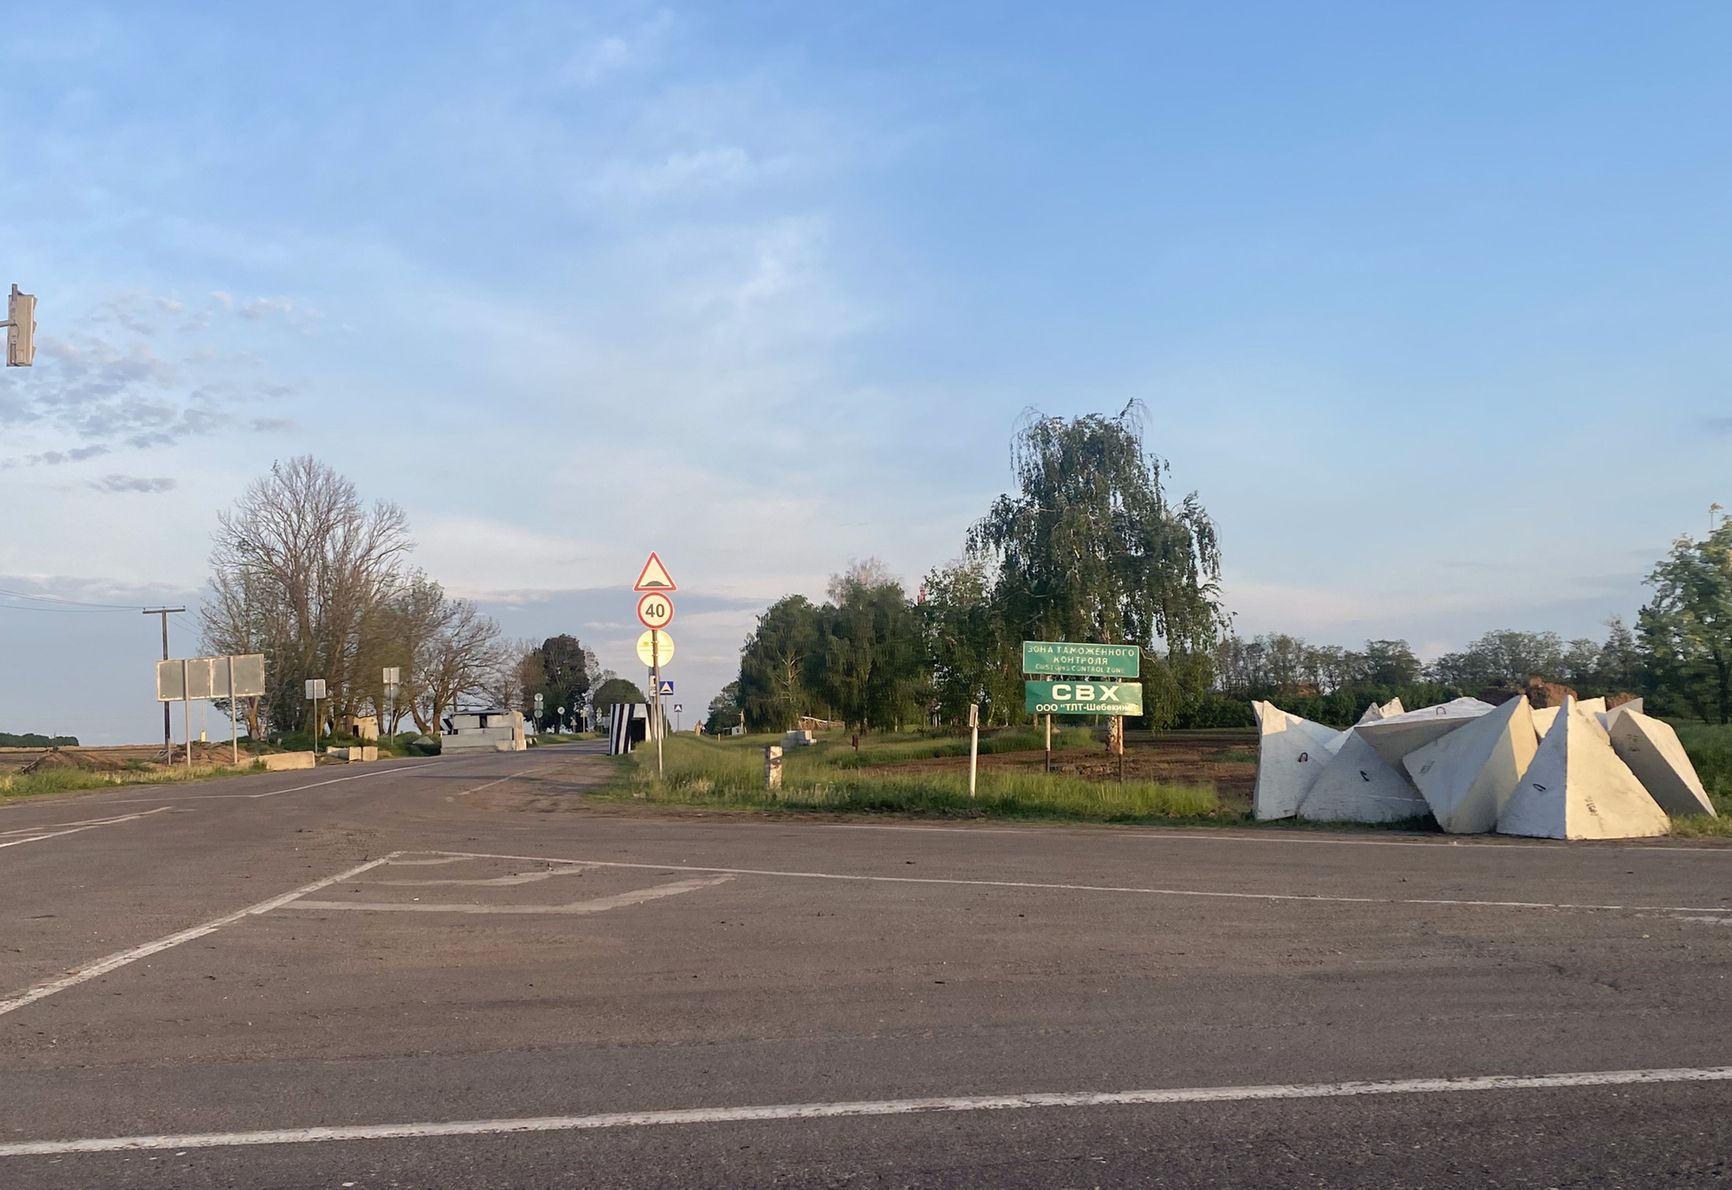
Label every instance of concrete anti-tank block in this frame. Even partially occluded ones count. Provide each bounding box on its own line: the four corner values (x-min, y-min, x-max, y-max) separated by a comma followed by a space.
1355, 698, 1495, 769
1401, 695, 1537, 834
1251, 701, 1341, 820
1298, 728, 1430, 824
1497, 700, 1669, 840
1604, 708, 1715, 817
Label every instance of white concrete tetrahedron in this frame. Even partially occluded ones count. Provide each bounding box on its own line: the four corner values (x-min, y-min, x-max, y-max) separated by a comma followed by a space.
1379, 697, 1405, 717
1251, 701, 1341, 820
1400, 695, 1537, 834
1356, 702, 1386, 725
1604, 709, 1716, 817
1577, 697, 1608, 716
1298, 728, 1430, 824
1532, 706, 1560, 738
1496, 701, 1670, 840
1356, 698, 1496, 768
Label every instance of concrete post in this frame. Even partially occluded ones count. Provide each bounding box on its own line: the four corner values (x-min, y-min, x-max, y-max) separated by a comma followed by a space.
764, 745, 783, 791
968, 703, 980, 799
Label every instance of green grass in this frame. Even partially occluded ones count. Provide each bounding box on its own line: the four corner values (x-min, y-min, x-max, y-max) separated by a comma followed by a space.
1670, 722, 1732, 836
813, 726, 1096, 769
0, 762, 264, 804
602, 734, 1221, 824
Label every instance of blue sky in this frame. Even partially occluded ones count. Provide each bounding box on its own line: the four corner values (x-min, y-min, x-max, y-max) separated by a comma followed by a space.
3, 2, 1729, 743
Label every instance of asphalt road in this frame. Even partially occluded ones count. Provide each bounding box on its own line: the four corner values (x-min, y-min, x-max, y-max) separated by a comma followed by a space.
2, 744, 1730, 1188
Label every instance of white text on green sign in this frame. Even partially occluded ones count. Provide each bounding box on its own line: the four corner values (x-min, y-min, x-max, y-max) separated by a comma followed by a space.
1021, 641, 1140, 678
1025, 680, 1144, 716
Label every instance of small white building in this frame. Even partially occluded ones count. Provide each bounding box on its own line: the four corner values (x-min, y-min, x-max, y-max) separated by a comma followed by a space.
443, 709, 526, 752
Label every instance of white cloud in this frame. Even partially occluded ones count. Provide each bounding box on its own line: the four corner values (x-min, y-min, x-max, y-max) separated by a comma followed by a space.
88, 474, 176, 494
561, 11, 674, 86
590, 145, 762, 198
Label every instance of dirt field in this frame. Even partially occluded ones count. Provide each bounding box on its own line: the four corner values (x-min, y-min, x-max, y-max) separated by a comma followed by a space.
873, 730, 1258, 805
0, 743, 237, 774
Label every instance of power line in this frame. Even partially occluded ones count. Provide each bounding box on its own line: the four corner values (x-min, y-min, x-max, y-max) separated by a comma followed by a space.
0, 586, 149, 611
0, 600, 134, 614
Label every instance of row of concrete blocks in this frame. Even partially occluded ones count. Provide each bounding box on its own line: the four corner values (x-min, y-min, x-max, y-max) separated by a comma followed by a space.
1252, 695, 1717, 839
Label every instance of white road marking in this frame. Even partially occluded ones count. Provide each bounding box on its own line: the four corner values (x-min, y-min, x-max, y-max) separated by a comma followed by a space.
247, 762, 439, 798
0, 853, 401, 1018
823, 821, 1732, 854
373, 865, 591, 887
2, 1065, 1728, 1157
290, 874, 732, 915
0, 807, 174, 849
45, 760, 450, 804
447, 762, 565, 799
431, 849, 1732, 917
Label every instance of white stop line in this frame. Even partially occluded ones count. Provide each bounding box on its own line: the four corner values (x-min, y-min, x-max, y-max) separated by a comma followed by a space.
2, 1066, 1729, 1157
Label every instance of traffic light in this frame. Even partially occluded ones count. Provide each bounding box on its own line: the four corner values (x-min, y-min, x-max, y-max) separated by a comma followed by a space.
6, 284, 36, 367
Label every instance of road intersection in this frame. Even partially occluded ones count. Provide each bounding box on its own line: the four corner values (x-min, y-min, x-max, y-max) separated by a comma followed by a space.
2, 744, 1730, 1186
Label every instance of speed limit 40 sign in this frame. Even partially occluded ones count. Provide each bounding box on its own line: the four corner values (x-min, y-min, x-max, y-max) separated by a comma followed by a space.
637, 591, 674, 630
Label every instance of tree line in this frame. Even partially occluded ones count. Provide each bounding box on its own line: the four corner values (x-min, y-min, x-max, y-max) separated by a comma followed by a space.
199, 457, 610, 739
712, 407, 1228, 733
711, 410, 1732, 733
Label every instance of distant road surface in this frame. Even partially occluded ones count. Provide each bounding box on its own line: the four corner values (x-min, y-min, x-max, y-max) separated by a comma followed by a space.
2, 744, 1729, 1187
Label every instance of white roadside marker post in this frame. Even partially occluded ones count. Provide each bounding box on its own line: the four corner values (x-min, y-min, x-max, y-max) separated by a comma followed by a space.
968, 703, 980, 799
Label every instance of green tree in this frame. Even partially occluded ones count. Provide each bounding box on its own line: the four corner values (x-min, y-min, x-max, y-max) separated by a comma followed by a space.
813, 564, 927, 732
739, 595, 821, 731
1598, 617, 1641, 693
705, 680, 744, 734
1428, 630, 1567, 689
1638, 524, 1732, 723
966, 406, 1226, 686
1361, 639, 1421, 687
922, 559, 1018, 725
534, 634, 592, 730
592, 677, 647, 711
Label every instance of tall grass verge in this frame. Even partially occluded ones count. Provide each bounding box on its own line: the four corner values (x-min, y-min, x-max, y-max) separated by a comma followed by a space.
0, 763, 263, 804
607, 735, 1220, 824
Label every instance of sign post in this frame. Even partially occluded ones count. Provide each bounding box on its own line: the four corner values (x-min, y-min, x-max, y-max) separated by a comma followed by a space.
1022, 642, 1144, 782
228, 655, 239, 765
157, 654, 267, 768
382, 666, 401, 738
182, 660, 192, 773
634, 553, 678, 778
305, 678, 327, 754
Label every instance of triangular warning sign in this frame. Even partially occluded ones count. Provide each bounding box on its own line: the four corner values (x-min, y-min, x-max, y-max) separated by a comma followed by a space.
634, 552, 677, 592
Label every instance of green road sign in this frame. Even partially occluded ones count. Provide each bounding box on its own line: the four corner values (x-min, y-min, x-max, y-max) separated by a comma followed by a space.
1025, 680, 1144, 716
1021, 640, 1140, 678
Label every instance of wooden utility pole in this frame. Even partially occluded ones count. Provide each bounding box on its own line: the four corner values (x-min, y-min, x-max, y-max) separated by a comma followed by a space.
143, 607, 187, 750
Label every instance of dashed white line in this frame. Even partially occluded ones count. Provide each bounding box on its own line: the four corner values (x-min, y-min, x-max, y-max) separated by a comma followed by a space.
427, 849, 1732, 917
2, 1065, 1728, 1157
446, 761, 565, 799
247, 762, 439, 798
0, 853, 401, 1018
